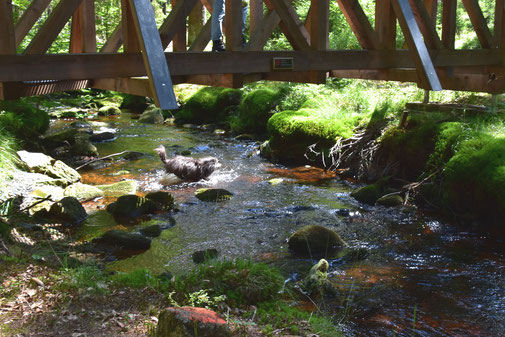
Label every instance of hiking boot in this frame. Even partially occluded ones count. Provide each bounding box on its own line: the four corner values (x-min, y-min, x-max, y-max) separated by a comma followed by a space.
212, 39, 225, 52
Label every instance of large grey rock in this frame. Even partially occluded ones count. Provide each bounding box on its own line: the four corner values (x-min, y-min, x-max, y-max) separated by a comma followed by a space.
157, 307, 231, 337
71, 133, 98, 156
376, 194, 404, 207
98, 105, 121, 116
47, 196, 87, 224
288, 225, 346, 257
64, 183, 104, 202
17, 151, 80, 185
41, 128, 78, 145
138, 109, 164, 124
94, 230, 151, 250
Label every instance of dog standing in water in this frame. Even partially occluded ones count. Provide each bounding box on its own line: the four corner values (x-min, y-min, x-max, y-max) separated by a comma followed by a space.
154, 145, 219, 181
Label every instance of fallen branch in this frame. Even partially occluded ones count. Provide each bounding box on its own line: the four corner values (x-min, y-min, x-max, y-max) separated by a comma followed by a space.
75, 150, 135, 170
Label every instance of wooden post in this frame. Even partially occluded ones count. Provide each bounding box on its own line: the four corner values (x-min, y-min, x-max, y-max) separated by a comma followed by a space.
122, 0, 141, 52
442, 0, 456, 49
0, 0, 16, 55
14, 0, 52, 48
496, 0, 505, 48
250, 0, 263, 36
375, 0, 396, 49
310, 0, 329, 51
70, 0, 97, 53
101, 23, 123, 53
337, 0, 380, 50
225, 0, 243, 50
128, 0, 178, 109
171, 0, 187, 51
264, 0, 310, 50
462, 0, 495, 49
188, 0, 204, 46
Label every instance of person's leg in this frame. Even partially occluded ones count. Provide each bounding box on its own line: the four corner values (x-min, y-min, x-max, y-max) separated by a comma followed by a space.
241, 3, 248, 35
211, 0, 226, 42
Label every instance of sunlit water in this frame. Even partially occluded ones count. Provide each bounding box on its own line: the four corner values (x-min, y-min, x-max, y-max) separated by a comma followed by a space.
57, 113, 504, 337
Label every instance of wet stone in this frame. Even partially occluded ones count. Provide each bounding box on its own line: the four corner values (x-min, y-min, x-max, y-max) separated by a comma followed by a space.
192, 249, 219, 264
157, 306, 230, 337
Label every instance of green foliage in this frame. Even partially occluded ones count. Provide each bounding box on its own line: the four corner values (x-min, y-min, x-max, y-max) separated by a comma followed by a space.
0, 130, 19, 201
0, 100, 49, 142
175, 259, 284, 306
427, 122, 465, 171
59, 265, 109, 295
254, 301, 343, 337
112, 268, 161, 289
168, 289, 226, 309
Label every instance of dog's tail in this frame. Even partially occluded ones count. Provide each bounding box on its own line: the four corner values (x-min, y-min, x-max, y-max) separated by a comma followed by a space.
154, 145, 167, 164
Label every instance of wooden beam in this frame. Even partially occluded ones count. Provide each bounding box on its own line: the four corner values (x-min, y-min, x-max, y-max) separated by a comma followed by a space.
462, 0, 495, 49
442, 0, 456, 49
0, 0, 16, 55
70, 0, 97, 53
188, 18, 211, 51
336, 0, 380, 50
171, 0, 187, 51
246, 9, 281, 51
188, 0, 204, 46
25, 0, 84, 54
225, 0, 243, 50
0, 50, 503, 82
250, 0, 264, 36
1, 80, 90, 100
101, 23, 123, 53
200, 0, 213, 12
392, 0, 441, 90
92, 77, 152, 97
159, 0, 198, 49
128, 0, 177, 109
14, 0, 52, 48
375, 0, 396, 50
185, 74, 244, 87
264, 0, 310, 50
408, 0, 442, 50
496, 0, 505, 48
122, 0, 141, 52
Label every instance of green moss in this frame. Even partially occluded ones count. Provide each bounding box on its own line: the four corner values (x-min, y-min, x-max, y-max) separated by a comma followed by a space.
427, 122, 465, 171
231, 88, 283, 134
175, 87, 241, 125
443, 135, 505, 222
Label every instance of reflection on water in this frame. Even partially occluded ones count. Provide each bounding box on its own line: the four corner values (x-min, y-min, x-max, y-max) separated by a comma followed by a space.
69, 114, 505, 337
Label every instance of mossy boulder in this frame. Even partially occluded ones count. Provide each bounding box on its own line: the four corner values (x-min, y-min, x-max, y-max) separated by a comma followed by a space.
41, 128, 78, 147
17, 151, 81, 185
63, 183, 104, 202
145, 191, 175, 210
231, 88, 282, 134
301, 259, 336, 296
376, 194, 404, 207
47, 197, 88, 224
90, 132, 115, 142
96, 180, 137, 197
95, 96, 123, 108
351, 184, 381, 205
0, 101, 50, 143
138, 109, 164, 124
94, 230, 151, 250
139, 224, 162, 237
71, 134, 98, 156
195, 188, 233, 202
192, 248, 219, 264
175, 87, 241, 125
98, 105, 121, 116
120, 94, 149, 112
288, 225, 346, 257
108, 194, 159, 219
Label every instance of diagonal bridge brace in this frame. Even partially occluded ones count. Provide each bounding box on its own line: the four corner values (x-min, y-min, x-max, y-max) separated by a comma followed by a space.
127, 0, 178, 109
392, 0, 442, 91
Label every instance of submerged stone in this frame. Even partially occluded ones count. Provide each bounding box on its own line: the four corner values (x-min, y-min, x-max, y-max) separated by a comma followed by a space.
145, 191, 175, 210
192, 248, 219, 264
109, 194, 158, 219
376, 194, 404, 207
350, 184, 381, 205
138, 109, 164, 124
140, 224, 162, 237
96, 180, 137, 197
90, 132, 116, 143
94, 230, 151, 250
288, 225, 346, 257
195, 188, 233, 202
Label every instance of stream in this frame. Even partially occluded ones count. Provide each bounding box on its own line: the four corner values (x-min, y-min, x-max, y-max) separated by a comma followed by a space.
57, 113, 504, 336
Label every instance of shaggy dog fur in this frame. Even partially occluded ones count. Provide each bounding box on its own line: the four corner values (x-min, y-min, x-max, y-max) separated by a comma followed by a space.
154, 145, 219, 181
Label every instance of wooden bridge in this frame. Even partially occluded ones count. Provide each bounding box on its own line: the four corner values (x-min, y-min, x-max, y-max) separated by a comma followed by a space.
0, 0, 504, 109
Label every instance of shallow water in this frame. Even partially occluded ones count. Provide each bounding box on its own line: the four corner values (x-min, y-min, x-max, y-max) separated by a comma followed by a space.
65, 114, 504, 336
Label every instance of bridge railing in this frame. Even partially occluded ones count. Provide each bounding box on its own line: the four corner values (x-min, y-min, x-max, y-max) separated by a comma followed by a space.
0, 0, 504, 107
